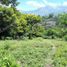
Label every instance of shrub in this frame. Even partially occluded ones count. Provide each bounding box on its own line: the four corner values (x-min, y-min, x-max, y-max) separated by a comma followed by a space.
0, 56, 20, 67
5, 37, 13, 40
63, 35, 67, 41
4, 44, 10, 50
42, 36, 51, 39
0, 51, 20, 67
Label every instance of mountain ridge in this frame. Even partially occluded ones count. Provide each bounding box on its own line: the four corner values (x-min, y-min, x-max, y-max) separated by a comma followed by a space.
23, 6, 67, 16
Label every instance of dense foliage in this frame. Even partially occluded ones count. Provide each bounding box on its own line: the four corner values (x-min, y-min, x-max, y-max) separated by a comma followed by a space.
0, 0, 19, 7
0, 0, 67, 40
0, 45, 20, 67
0, 0, 67, 67
0, 38, 67, 67
0, 6, 43, 39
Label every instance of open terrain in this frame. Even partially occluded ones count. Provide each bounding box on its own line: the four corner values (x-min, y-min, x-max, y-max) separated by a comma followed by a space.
0, 38, 67, 67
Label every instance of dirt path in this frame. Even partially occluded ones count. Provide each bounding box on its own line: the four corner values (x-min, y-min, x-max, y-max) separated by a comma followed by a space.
45, 44, 56, 67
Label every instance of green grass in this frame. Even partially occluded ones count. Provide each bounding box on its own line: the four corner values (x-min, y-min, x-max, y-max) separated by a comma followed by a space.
0, 38, 67, 67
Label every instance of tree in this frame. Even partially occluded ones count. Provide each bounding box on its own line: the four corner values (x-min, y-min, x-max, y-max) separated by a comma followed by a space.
26, 14, 42, 39
32, 24, 45, 37
58, 13, 67, 27
0, 0, 19, 7
0, 6, 17, 38
48, 14, 54, 18
16, 17, 27, 38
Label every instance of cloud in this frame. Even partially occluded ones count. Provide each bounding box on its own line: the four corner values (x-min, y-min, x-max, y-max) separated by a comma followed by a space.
42, 0, 61, 8
17, 8, 23, 11
26, 0, 61, 9
26, 1, 45, 8
26, 0, 67, 9
63, 2, 67, 6
43, 0, 67, 7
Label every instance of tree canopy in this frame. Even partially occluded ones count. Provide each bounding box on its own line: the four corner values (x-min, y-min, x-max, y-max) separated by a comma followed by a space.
0, 0, 19, 7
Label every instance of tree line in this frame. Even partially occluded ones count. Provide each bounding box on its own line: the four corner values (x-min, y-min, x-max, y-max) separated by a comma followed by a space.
0, 0, 67, 40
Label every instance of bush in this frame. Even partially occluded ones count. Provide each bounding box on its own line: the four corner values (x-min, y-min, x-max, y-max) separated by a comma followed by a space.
1, 36, 5, 40
63, 35, 67, 41
42, 36, 50, 39
0, 50, 20, 67
4, 44, 10, 50
43, 36, 53, 39
5, 37, 13, 40
51, 35, 56, 39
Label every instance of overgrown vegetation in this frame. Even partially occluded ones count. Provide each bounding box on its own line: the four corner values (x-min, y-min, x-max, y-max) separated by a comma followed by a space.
0, 38, 67, 67
0, 0, 67, 67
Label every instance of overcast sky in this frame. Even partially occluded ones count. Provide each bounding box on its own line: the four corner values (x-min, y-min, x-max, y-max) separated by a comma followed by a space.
17, 0, 67, 11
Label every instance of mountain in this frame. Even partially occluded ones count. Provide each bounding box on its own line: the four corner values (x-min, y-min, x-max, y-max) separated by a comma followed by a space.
23, 6, 67, 16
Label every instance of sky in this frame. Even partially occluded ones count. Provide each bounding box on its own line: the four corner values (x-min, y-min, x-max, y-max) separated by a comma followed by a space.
17, 0, 67, 11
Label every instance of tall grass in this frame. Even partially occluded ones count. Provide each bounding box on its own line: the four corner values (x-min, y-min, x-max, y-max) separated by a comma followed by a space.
0, 38, 67, 67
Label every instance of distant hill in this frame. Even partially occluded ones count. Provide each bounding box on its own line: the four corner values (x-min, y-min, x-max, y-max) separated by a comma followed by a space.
23, 6, 67, 16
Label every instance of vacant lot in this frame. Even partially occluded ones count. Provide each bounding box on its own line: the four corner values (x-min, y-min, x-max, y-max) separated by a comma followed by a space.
0, 38, 67, 67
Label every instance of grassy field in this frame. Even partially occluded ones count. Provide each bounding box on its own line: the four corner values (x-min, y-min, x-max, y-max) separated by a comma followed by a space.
0, 38, 67, 67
